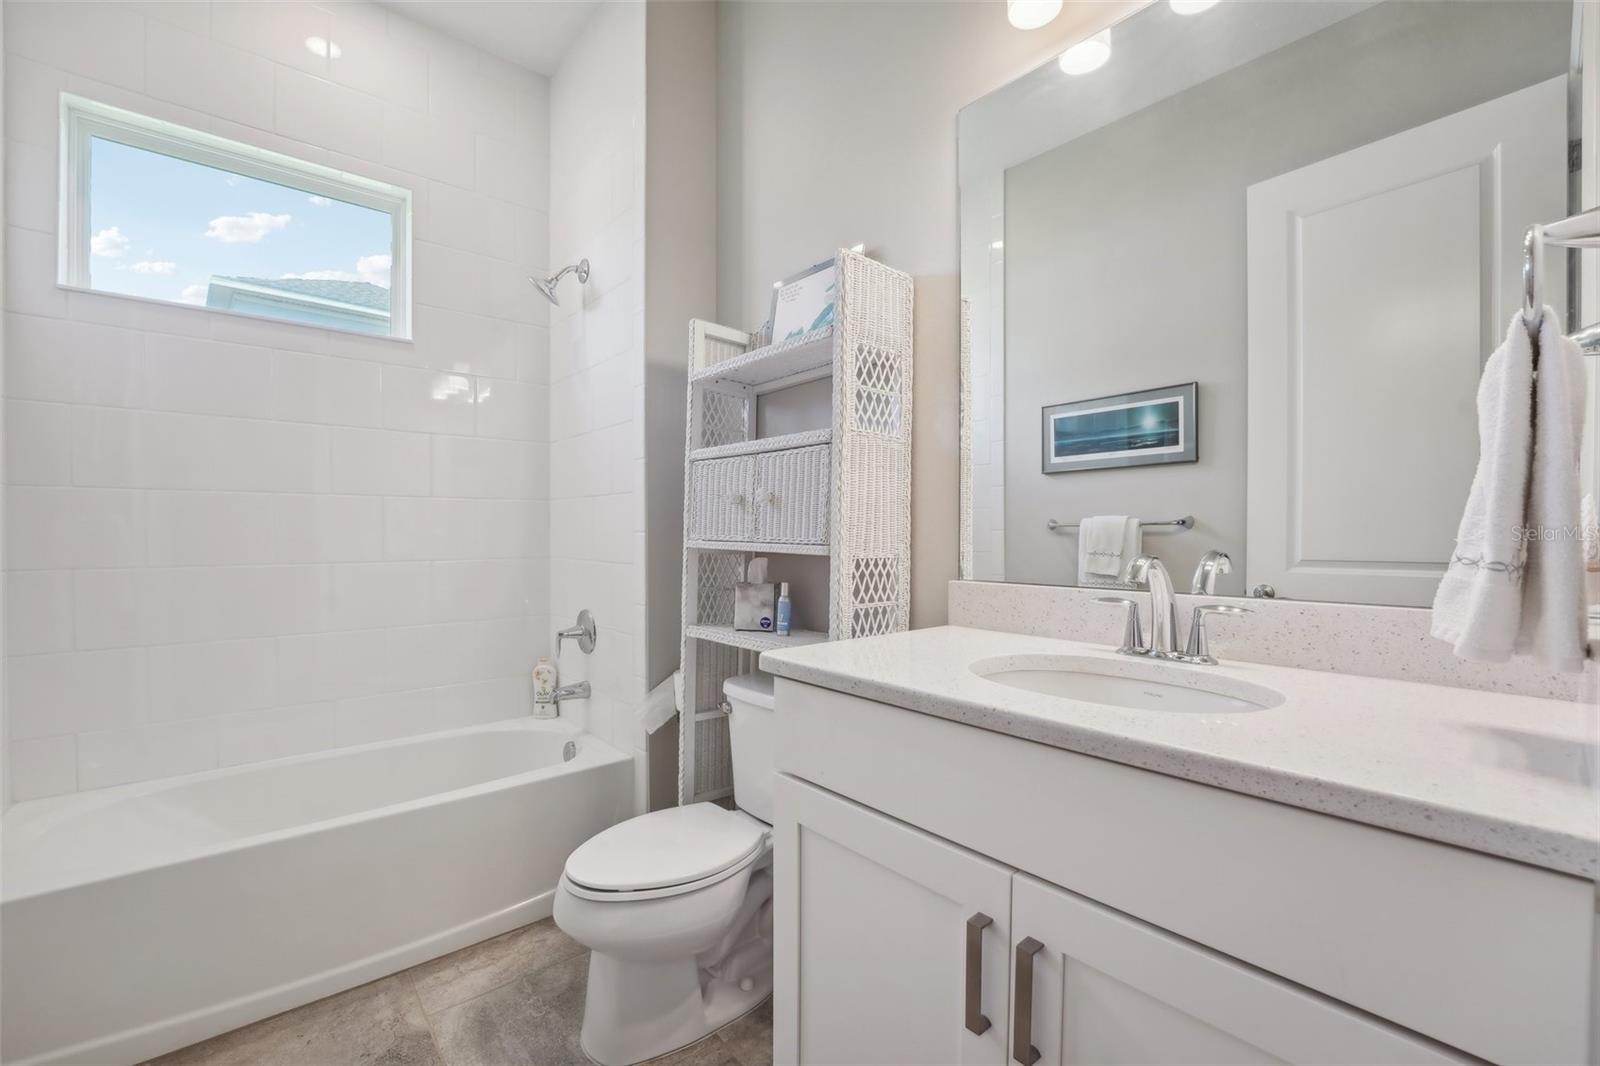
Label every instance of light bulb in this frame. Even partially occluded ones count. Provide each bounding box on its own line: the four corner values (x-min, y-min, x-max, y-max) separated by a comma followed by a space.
1169, 0, 1219, 13
1058, 29, 1111, 76
1007, 0, 1062, 30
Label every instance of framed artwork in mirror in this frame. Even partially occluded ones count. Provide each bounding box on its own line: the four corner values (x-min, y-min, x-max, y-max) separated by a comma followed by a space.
1041, 382, 1198, 474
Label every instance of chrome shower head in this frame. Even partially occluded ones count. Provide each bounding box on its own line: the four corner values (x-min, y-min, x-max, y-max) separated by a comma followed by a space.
530, 258, 590, 306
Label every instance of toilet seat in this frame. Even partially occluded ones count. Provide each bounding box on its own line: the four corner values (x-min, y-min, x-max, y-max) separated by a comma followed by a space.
563, 804, 768, 902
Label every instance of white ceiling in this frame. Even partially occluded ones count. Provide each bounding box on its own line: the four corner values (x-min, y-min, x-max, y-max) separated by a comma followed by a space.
378, 1, 600, 77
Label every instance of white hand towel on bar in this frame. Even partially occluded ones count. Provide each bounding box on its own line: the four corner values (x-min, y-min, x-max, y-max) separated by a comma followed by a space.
1431, 313, 1534, 663
1516, 308, 1588, 673
1079, 515, 1141, 586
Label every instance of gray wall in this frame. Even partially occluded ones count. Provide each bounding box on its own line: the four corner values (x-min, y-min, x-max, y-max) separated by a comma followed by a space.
1003, 0, 1569, 592
715, 0, 1142, 626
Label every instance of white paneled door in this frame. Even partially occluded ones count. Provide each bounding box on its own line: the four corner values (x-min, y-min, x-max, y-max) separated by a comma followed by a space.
773, 775, 1013, 1066
1246, 76, 1567, 606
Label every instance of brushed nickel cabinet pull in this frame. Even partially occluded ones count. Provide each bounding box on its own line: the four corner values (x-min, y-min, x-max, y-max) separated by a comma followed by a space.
1013, 936, 1043, 1065
964, 912, 993, 1035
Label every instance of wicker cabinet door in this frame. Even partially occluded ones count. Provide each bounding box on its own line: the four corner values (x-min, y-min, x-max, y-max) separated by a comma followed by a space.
753, 445, 830, 545
689, 456, 755, 542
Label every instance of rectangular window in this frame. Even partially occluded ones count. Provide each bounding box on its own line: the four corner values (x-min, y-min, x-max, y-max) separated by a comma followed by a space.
59, 95, 411, 338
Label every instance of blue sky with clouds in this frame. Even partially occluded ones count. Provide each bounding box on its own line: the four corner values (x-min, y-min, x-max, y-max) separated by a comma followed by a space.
88, 137, 393, 309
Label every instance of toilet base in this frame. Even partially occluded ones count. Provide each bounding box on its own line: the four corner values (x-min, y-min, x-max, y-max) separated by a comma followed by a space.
578, 944, 772, 1066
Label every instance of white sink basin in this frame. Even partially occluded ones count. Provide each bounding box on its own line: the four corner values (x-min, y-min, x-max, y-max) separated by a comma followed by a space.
971, 654, 1282, 714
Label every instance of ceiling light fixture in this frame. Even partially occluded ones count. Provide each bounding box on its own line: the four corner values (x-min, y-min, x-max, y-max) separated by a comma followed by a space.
1007, 0, 1062, 30
1058, 29, 1111, 75
305, 36, 342, 60
1168, 0, 1220, 13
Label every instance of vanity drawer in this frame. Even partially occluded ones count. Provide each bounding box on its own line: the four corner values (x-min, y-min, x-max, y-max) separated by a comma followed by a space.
774, 681, 1596, 1065
688, 456, 755, 542
752, 445, 830, 545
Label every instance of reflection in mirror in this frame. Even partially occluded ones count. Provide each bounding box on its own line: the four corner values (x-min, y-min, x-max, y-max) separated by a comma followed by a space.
958, 0, 1592, 609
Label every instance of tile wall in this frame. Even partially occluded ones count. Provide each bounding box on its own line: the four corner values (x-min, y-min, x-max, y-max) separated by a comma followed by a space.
547, 2, 649, 803
2, 1, 551, 799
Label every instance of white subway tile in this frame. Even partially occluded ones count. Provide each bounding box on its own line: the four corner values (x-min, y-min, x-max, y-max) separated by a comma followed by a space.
411, 305, 518, 380
118, 565, 324, 646
211, 1, 331, 76
272, 494, 384, 563
270, 351, 382, 427
429, 559, 526, 623
72, 410, 332, 492
381, 105, 476, 191
7, 226, 66, 318
65, 287, 208, 338
143, 334, 275, 418
149, 638, 278, 720
145, 492, 276, 566
328, 4, 428, 112
277, 628, 389, 704
380, 365, 476, 435
330, 427, 431, 496
6, 571, 74, 656
473, 377, 542, 442
6, 56, 68, 151
334, 687, 438, 746
413, 241, 490, 318
10, 735, 78, 800
420, 181, 488, 255
274, 67, 382, 162
435, 676, 528, 728
476, 616, 537, 679
5, 399, 73, 485
8, 647, 149, 739
6, 486, 145, 570
7, 1, 146, 91
384, 621, 479, 691
513, 206, 549, 273
383, 497, 482, 560
431, 436, 533, 499
216, 702, 338, 767
145, 18, 275, 130
6, 138, 56, 235
78, 717, 218, 790
475, 132, 538, 208
322, 562, 431, 631
71, 569, 144, 650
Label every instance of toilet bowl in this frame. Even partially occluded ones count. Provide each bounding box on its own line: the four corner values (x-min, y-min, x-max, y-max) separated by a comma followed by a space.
554, 672, 777, 1066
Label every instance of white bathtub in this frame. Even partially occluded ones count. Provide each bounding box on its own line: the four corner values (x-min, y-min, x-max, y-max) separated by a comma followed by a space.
0, 717, 633, 1066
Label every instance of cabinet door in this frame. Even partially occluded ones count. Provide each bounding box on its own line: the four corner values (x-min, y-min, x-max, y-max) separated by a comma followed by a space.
688, 456, 754, 542
1007, 874, 1472, 1066
774, 774, 1012, 1066
753, 445, 830, 545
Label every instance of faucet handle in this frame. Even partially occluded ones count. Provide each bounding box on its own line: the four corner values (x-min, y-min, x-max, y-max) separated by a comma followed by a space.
1182, 604, 1250, 664
1094, 596, 1145, 655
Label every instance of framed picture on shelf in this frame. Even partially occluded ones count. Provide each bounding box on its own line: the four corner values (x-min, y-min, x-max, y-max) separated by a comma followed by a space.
1041, 382, 1197, 474
767, 258, 837, 343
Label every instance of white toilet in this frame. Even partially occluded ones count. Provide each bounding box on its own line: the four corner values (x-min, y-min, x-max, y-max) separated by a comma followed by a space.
554, 672, 776, 1066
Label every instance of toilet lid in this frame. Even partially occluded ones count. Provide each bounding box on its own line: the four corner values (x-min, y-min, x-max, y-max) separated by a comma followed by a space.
564, 804, 767, 893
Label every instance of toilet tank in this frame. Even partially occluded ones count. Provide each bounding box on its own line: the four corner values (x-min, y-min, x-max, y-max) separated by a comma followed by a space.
723, 672, 776, 823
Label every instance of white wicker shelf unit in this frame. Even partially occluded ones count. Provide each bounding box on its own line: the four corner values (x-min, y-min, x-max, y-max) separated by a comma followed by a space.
678, 249, 914, 804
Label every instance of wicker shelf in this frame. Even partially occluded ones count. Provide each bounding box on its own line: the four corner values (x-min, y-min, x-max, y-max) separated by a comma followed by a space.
690, 428, 831, 463
689, 326, 834, 392
685, 539, 830, 556
684, 624, 830, 653
679, 251, 913, 806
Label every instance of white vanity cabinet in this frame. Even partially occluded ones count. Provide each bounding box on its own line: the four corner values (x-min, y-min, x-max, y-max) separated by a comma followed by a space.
776, 775, 1468, 1066
769, 678, 1597, 1066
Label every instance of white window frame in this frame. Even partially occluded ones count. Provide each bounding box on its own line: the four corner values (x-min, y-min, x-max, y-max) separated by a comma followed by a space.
58, 93, 412, 339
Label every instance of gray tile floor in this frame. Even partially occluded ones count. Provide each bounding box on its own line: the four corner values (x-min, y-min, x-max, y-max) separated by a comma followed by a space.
145, 919, 773, 1066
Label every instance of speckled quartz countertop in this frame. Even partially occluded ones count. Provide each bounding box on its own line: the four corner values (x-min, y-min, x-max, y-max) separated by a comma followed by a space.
760, 626, 1600, 880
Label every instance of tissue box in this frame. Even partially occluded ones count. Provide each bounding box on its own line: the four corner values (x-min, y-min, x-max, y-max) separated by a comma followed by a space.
734, 582, 777, 631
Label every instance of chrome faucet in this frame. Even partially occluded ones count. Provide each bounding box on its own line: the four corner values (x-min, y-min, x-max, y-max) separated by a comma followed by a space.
553, 680, 591, 703
1190, 550, 1232, 595
1122, 554, 1179, 657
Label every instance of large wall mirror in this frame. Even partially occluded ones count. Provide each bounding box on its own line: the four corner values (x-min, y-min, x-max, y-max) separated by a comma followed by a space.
959, 0, 1598, 609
